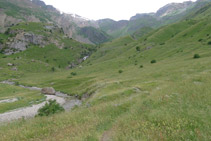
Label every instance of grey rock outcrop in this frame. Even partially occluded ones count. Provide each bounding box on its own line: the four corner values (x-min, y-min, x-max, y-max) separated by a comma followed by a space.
7, 63, 13, 66
4, 32, 46, 55
11, 67, 18, 71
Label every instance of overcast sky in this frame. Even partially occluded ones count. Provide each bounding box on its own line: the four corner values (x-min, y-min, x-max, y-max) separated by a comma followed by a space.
42, 0, 196, 21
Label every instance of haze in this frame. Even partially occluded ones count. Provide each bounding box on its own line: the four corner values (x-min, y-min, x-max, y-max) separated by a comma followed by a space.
43, 0, 196, 21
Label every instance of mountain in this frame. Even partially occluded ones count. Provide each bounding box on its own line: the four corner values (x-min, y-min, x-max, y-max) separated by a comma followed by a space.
1, 0, 209, 44
0, 0, 111, 44
0, 22, 96, 69
155, 1, 193, 17
97, 0, 211, 38
0, 1, 211, 140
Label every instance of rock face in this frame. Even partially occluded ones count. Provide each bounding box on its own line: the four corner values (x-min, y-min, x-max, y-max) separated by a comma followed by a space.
41, 87, 56, 95
4, 31, 46, 55
156, 1, 194, 17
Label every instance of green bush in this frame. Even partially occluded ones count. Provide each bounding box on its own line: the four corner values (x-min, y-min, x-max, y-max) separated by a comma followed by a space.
37, 100, 64, 117
208, 41, 211, 45
71, 72, 77, 76
0, 39, 3, 44
198, 39, 203, 42
151, 60, 156, 64
51, 67, 55, 72
193, 54, 200, 59
118, 70, 123, 73
140, 65, 143, 68
15, 82, 19, 86
136, 46, 140, 52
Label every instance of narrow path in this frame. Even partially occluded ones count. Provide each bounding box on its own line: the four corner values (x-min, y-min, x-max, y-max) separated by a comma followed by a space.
0, 81, 82, 123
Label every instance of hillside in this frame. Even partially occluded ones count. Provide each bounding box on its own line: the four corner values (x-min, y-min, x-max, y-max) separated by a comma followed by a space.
0, 2, 210, 140
98, 0, 211, 38
0, 0, 111, 44
1, 0, 209, 43
0, 22, 95, 71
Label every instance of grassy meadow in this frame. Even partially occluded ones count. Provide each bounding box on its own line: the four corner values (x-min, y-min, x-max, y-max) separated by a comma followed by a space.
0, 84, 45, 113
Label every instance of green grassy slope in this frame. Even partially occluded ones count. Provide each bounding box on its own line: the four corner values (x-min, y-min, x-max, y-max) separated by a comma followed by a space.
98, 0, 211, 39
132, 26, 154, 39
0, 84, 45, 113
0, 0, 110, 44
0, 0, 58, 22
0, 22, 95, 88
79, 26, 112, 44
0, 3, 211, 141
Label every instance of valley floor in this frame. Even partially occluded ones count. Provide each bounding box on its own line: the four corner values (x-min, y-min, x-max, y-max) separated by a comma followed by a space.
0, 46, 210, 140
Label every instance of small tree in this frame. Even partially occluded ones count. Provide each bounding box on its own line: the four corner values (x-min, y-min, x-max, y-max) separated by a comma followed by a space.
51, 67, 55, 72
15, 82, 19, 86
193, 54, 200, 59
140, 65, 143, 68
118, 70, 123, 73
37, 100, 64, 117
151, 60, 156, 64
71, 72, 77, 76
136, 46, 140, 52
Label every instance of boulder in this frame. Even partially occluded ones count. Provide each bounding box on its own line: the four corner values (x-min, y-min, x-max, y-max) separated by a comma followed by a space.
41, 87, 56, 95
7, 63, 13, 66
11, 67, 18, 71
145, 46, 153, 50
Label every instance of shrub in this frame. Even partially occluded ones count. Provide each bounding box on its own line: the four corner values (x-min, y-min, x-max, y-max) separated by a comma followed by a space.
140, 65, 143, 68
118, 70, 123, 73
37, 100, 64, 117
136, 46, 140, 52
71, 72, 77, 76
0, 39, 3, 44
51, 67, 55, 72
193, 54, 200, 59
15, 82, 19, 86
5, 28, 10, 35
151, 60, 156, 64
208, 41, 211, 45
198, 39, 203, 42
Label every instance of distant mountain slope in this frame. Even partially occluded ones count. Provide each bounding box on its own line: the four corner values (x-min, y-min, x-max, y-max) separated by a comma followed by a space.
0, 22, 95, 71
97, 0, 211, 39
0, 0, 111, 44
79, 26, 111, 44
1, 0, 209, 44
155, 1, 193, 17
